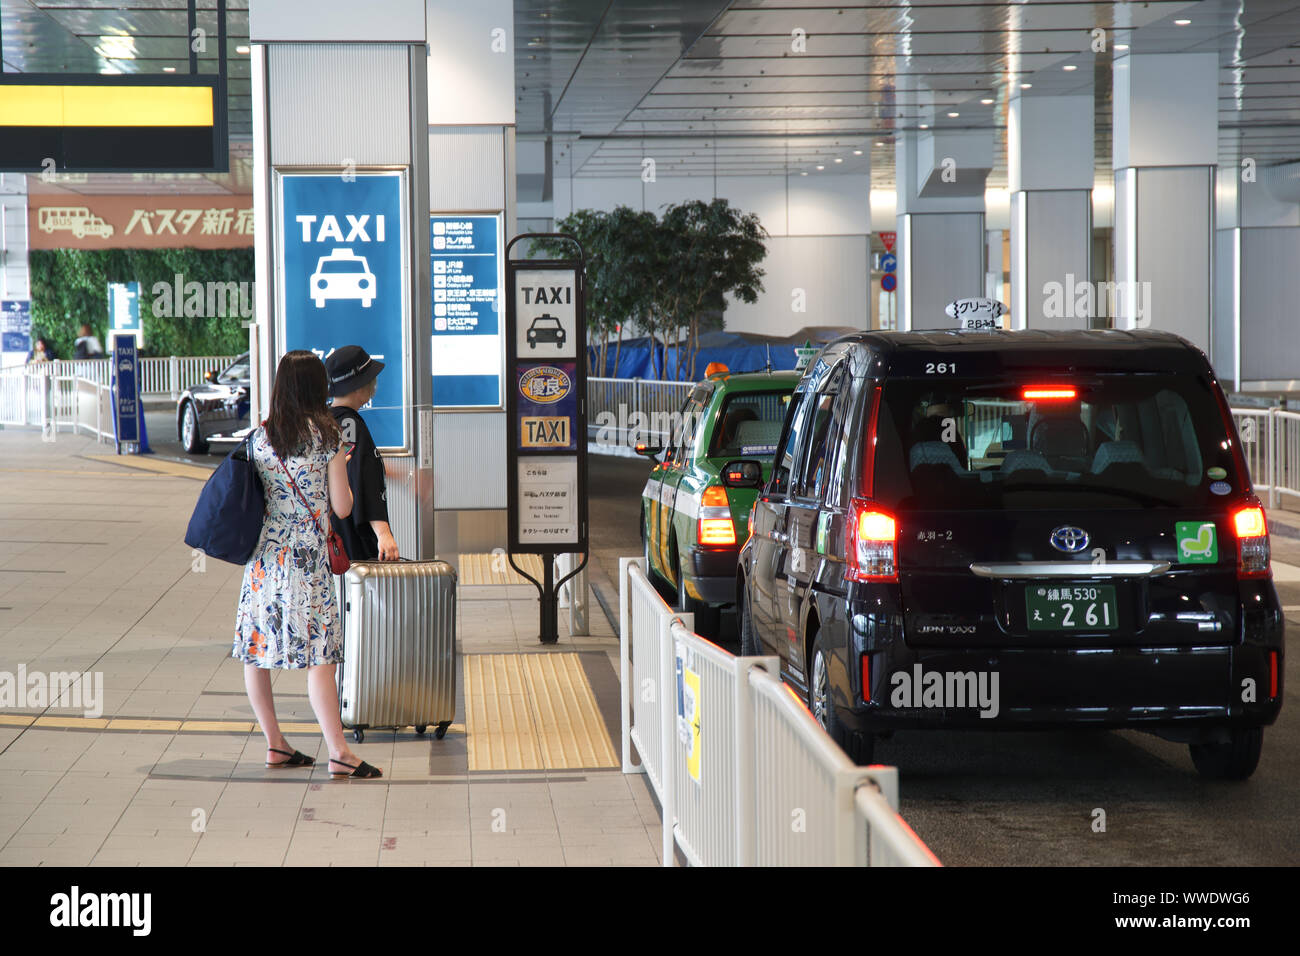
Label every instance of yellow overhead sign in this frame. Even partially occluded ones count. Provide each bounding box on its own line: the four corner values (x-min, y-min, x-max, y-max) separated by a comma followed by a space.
0, 84, 214, 127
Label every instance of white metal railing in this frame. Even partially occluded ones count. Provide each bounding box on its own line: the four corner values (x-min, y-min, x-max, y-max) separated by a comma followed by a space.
588, 377, 694, 456
3, 355, 236, 401
1231, 407, 1300, 508
619, 556, 940, 868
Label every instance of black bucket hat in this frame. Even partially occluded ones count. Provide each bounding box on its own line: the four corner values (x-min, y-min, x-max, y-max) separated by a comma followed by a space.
324, 344, 385, 398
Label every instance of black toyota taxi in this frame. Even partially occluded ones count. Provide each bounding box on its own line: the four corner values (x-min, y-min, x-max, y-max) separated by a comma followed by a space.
736, 320, 1284, 779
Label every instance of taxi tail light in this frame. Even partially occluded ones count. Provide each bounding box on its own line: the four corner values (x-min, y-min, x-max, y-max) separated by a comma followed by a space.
1233, 505, 1270, 578
861, 654, 871, 703
846, 500, 897, 582
698, 485, 736, 547
1269, 651, 1279, 699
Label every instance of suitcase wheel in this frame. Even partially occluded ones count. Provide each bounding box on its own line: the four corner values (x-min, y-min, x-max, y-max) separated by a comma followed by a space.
415, 725, 427, 737
434, 721, 451, 740
352, 728, 364, 744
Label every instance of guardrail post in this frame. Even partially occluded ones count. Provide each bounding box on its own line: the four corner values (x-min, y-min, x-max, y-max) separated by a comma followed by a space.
1268, 406, 1279, 510
633, 378, 643, 446
734, 659, 758, 867
660, 612, 677, 867
169, 355, 180, 402
620, 557, 645, 775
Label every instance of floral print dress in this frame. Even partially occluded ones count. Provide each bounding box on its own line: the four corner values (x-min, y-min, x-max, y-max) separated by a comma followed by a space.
233, 423, 343, 669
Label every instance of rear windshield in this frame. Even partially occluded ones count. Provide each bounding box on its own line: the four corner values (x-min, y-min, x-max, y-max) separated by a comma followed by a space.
709, 390, 792, 459
873, 374, 1242, 510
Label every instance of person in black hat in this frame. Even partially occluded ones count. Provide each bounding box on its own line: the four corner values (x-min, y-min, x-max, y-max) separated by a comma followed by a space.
324, 345, 399, 561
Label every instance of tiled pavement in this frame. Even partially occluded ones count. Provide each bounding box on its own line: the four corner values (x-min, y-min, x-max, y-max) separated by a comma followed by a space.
0, 430, 663, 866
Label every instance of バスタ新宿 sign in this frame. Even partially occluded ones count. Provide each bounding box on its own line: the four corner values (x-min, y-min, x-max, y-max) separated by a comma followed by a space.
277, 171, 408, 450
431, 214, 503, 408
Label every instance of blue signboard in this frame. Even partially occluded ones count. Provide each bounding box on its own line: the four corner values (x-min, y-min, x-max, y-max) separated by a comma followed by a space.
515, 361, 578, 452
880, 253, 897, 273
1, 300, 31, 356
107, 282, 142, 343
112, 335, 140, 444
431, 214, 502, 408
279, 172, 407, 449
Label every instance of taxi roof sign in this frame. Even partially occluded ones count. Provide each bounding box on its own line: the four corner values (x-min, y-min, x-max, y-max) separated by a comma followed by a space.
945, 296, 1007, 331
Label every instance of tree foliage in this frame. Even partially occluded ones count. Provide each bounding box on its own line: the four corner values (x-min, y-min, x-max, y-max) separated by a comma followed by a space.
535, 199, 767, 379
29, 248, 253, 358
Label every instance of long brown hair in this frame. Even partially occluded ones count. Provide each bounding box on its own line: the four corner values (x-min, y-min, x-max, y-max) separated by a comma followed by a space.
265, 351, 340, 459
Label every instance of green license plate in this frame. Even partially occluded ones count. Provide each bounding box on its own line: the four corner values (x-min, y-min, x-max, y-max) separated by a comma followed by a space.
1025, 584, 1118, 631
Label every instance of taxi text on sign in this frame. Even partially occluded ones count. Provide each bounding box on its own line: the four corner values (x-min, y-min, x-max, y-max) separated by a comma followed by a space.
278, 171, 407, 449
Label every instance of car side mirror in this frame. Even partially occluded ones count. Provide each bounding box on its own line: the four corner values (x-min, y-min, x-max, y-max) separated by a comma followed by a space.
204, 370, 219, 383
722, 459, 764, 489
635, 442, 663, 459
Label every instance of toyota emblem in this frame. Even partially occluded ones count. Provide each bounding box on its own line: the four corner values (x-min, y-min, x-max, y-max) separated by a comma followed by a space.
1049, 526, 1090, 554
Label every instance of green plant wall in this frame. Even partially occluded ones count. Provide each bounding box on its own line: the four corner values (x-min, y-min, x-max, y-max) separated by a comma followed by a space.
28, 248, 253, 358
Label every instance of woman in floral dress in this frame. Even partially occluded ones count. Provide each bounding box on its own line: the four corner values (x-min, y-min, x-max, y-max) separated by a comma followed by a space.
233, 350, 381, 779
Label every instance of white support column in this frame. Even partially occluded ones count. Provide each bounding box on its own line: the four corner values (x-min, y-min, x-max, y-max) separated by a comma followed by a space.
1008, 94, 1094, 330
895, 128, 990, 330
1112, 52, 1217, 351
0, 174, 31, 370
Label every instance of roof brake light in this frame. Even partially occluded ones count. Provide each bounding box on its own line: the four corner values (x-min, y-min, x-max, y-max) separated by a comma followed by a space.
1022, 386, 1077, 401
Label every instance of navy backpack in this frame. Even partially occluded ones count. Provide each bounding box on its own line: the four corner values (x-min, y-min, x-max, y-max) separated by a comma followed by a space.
184, 431, 265, 564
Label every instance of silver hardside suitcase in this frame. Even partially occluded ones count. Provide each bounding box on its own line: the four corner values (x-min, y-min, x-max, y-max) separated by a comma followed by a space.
337, 559, 456, 743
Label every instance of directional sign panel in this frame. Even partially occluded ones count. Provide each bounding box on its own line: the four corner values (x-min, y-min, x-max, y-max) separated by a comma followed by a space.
431, 213, 502, 408
1, 300, 31, 366
112, 334, 139, 444
278, 171, 408, 450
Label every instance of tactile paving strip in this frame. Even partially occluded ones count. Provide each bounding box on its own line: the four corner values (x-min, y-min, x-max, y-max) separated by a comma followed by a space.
457, 552, 544, 586
463, 652, 618, 771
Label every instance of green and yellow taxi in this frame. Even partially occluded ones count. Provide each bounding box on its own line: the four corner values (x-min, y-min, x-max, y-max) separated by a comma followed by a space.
638, 365, 798, 634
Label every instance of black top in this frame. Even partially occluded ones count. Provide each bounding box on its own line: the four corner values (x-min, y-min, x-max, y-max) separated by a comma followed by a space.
328, 406, 390, 561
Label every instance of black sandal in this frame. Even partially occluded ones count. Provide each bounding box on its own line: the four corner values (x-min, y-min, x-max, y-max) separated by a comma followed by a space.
328, 758, 382, 779
266, 747, 314, 768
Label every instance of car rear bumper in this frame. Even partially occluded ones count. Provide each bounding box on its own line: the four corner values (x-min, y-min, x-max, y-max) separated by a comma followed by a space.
688, 544, 741, 605
842, 643, 1283, 734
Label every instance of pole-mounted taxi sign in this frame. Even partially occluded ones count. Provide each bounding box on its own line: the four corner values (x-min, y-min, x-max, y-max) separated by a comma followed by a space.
505, 234, 588, 644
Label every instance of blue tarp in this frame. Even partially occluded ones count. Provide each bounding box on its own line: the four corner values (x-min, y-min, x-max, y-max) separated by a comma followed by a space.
589, 326, 858, 381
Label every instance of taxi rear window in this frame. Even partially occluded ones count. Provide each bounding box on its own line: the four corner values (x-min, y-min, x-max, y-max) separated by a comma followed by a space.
709, 390, 792, 459
872, 374, 1243, 510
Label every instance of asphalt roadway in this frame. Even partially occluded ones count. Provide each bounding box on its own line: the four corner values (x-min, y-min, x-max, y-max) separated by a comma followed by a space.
145, 408, 1299, 866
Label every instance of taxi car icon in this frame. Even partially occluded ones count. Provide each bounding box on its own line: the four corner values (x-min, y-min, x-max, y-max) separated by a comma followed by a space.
526, 314, 566, 349
311, 248, 375, 308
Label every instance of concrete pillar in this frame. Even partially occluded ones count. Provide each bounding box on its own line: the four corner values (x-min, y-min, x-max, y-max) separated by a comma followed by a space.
0, 174, 30, 370
249, 0, 432, 556
425, 0, 516, 557
1111, 52, 1217, 352
1216, 159, 1300, 391
1008, 93, 1093, 329
895, 128, 990, 330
